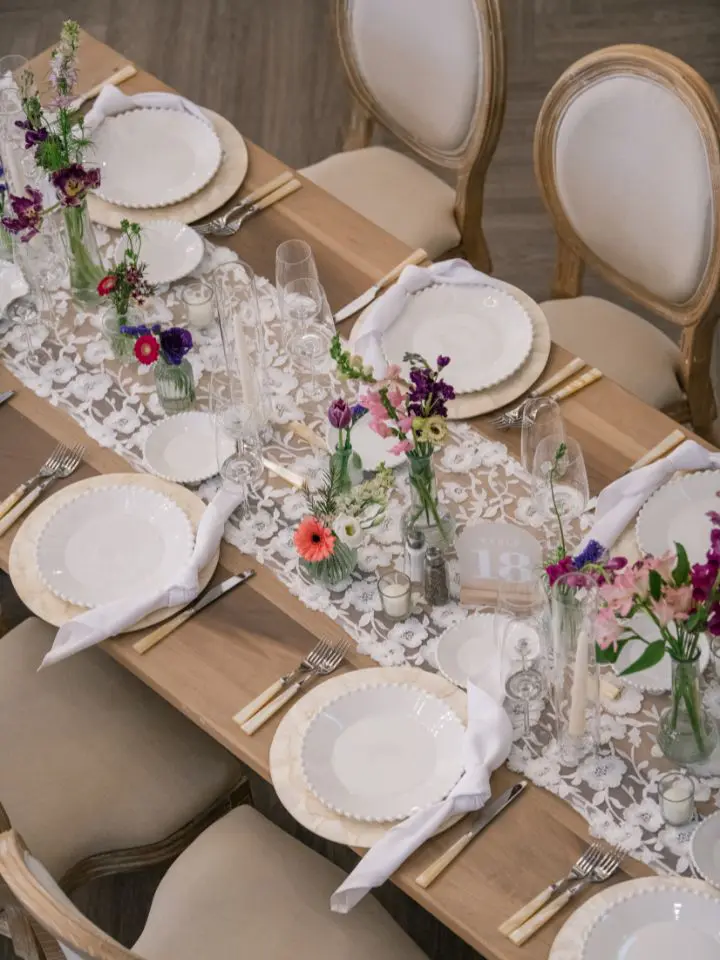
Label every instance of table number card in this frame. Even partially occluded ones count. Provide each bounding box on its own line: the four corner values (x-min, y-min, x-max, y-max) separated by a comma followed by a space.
457, 521, 542, 606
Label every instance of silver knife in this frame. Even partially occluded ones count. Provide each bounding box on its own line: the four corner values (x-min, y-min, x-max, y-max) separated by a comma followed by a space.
333, 247, 428, 324
415, 781, 528, 888
0, 391, 14, 407
133, 570, 255, 654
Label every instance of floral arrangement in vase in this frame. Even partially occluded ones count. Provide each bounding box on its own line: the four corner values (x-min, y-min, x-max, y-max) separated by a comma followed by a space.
97, 220, 154, 358
1, 20, 104, 303
327, 397, 367, 493
330, 336, 455, 545
121, 323, 195, 414
294, 458, 394, 588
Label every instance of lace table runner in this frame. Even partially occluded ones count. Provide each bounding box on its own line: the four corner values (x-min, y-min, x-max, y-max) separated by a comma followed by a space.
2, 227, 718, 876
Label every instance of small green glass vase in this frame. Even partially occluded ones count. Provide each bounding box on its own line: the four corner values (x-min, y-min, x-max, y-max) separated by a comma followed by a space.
154, 356, 196, 414
401, 452, 455, 549
59, 197, 105, 307
101, 304, 138, 361
300, 539, 357, 590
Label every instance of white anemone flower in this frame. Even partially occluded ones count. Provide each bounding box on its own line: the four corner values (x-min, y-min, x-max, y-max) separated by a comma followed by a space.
334, 514, 365, 548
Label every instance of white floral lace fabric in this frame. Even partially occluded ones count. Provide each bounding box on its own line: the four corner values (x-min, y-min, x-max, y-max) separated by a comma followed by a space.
2, 229, 717, 877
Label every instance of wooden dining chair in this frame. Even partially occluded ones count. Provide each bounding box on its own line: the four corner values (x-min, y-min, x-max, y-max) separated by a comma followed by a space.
0, 802, 428, 960
0, 617, 247, 899
300, 0, 506, 269
534, 44, 720, 437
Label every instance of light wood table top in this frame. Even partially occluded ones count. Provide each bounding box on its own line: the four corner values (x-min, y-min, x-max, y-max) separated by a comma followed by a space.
0, 28, 701, 960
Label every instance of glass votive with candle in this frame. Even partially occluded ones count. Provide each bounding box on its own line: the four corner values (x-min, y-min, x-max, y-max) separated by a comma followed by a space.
658, 771, 695, 826
379, 572, 412, 620
182, 281, 215, 329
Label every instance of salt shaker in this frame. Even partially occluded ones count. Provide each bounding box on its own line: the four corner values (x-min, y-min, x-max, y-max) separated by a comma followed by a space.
404, 527, 426, 587
424, 545, 449, 606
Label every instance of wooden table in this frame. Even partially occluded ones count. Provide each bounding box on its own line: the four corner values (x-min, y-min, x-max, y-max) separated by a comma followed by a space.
0, 29, 696, 960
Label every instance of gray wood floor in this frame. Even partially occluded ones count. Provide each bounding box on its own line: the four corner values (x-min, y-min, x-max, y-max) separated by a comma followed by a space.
1, 1, 719, 957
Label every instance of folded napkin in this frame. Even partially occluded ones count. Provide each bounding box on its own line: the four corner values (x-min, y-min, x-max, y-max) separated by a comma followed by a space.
40, 487, 243, 668
579, 439, 720, 552
330, 674, 513, 913
84, 85, 210, 133
353, 258, 492, 378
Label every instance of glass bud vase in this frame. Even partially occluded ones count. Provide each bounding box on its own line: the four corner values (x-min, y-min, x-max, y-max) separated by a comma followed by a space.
154, 357, 196, 414
401, 452, 455, 549
101, 303, 140, 361
0, 224, 13, 262
330, 444, 353, 495
59, 197, 105, 307
658, 654, 718, 765
300, 540, 357, 591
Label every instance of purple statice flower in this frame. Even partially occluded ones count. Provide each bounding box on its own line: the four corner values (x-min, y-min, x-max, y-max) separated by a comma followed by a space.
159, 327, 193, 366
572, 539, 605, 569
328, 398, 352, 430
1, 186, 44, 242
406, 362, 456, 419
120, 325, 151, 337
350, 403, 367, 425
51, 164, 101, 207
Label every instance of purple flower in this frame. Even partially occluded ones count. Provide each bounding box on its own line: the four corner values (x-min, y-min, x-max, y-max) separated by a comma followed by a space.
606, 556, 628, 571
437, 355, 450, 368
350, 403, 367, 425
120, 325, 151, 337
328, 398, 352, 430
51, 164, 101, 207
1, 186, 44, 242
572, 539, 605, 569
546, 555, 573, 587
691, 560, 719, 603
159, 327, 193, 365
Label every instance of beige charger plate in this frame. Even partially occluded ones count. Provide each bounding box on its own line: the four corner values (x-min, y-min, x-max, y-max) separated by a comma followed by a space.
349, 277, 551, 420
88, 109, 248, 229
269, 666, 467, 848
9, 472, 218, 631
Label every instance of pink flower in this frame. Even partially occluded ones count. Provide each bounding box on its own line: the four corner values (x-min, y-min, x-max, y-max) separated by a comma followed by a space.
646, 552, 675, 583
384, 364, 402, 381
599, 575, 635, 617
652, 585, 694, 625
386, 386, 404, 410
358, 390, 387, 421
370, 418, 392, 438
398, 415, 414, 432
389, 439, 412, 456
596, 606, 623, 650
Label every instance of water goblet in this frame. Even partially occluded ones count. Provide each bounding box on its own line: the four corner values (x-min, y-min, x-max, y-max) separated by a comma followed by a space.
209, 372, 265, 495
531, 436, 589, 526
284, 278, 333, 403
494, 580, 547, 736
520, 396, 564, 473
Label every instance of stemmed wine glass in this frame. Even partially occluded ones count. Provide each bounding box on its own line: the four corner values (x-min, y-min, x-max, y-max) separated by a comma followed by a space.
275, 240, 318, 343
494, 581, 547, 736
520, 396, 564, 473
531, 436, 589, 526
284, 277, 333, 403
209, 371, 265, 509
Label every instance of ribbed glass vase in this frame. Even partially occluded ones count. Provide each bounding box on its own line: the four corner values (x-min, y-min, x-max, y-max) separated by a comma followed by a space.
154, 357, 196, 414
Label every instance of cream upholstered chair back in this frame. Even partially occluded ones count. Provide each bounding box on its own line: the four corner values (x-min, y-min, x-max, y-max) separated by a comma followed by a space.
335, 0, 505, 266
0, 823, 138, 960
534, 44, 720, 428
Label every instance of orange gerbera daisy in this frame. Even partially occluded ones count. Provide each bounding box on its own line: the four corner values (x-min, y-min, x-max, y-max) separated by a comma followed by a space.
294, 516, 335, 563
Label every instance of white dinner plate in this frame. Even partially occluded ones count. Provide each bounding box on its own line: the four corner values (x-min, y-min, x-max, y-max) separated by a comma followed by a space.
143, 412, 234, 484
381, 284, 534, 394
327, 417, 405, 471
581, 881, 720, 960
691, 812, 720, 889
636, 471, 720, 563
90, 108, 223, 208
613, 614, 710, 693
300, 683, 465, 822
117, 219, 204, 284
35, 485, 194, 607
435, 613, 509, 692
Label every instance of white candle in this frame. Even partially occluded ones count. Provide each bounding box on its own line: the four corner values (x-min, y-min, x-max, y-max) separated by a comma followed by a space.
568, 628, 588, 738
659, 773, 695, 826
379, 574, 411, 619
182, 283, 214, 329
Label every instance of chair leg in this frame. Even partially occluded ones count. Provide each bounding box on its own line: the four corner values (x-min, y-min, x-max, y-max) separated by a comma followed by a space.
680, 313, 718, 439
58, 775, 252, 893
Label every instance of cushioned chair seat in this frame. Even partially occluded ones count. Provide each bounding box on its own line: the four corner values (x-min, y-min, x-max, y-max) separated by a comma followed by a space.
134, 805, 426, 960
0, 618, 242, 878
539, 295, 684, 410
301, 145, 460, 259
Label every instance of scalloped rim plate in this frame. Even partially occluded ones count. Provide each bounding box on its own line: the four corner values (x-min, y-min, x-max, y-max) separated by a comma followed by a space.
635, 470, 720, 564
300, 682, 465, 822
690, 811, 720, 889
90, 108, 222, 209
434, 612, 509, 692
35, 484, 194, 607
580, 880, 720, 960
143, 411, 234, 483
380, 284, 534, 394
116, 219, 204, 284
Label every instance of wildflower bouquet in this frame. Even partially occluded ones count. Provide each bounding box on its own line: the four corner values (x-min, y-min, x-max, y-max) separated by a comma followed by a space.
97, 220, 154, 321
327, 397, 366, 493
121, 324, 194, 368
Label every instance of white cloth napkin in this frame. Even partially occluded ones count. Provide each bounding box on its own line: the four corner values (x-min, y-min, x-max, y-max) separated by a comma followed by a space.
579, 439, 720, 552
353, 259, 492, 378
84, 85, 210, 132
40, 488, 243, 668
330, 675, 513, 913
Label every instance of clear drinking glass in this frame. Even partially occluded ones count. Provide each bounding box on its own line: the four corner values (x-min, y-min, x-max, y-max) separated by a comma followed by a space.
531, 436, 589, 524
285, 277, 333, 402
494, 580, 547, 736
275, 239, 318, 314
209, 370, 265, 495
550, 572, 600, 765
520, 396, 564, 473
0, 56, 28, 193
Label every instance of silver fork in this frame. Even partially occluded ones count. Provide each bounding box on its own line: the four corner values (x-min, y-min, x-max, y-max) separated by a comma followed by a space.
0, 442, 71, 521
494, 367, 602, 430
498, 842, 603, 935
198, 177, 301, 238
509, 845, 625, 945
489, 357, 588, 429
194, 171, 294, 236
233, 638, 336, 725
0, 443, 85, 537
240, 637, 351, 734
